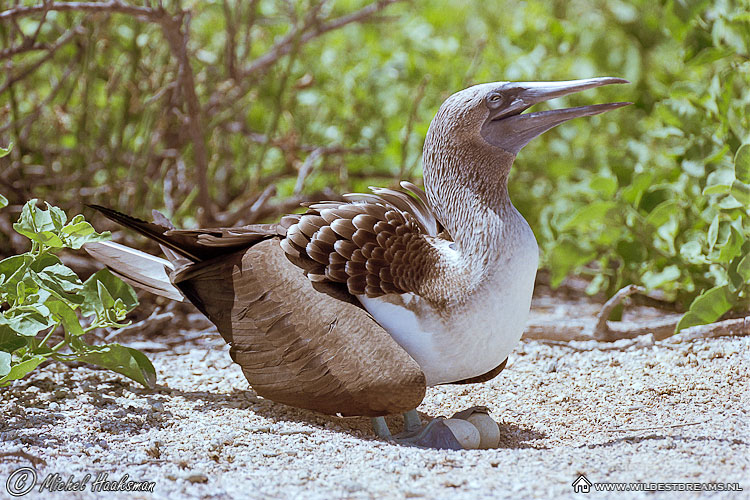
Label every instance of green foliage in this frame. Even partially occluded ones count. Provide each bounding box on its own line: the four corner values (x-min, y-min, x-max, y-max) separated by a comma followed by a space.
0, 144, 9, 209
520, 1, 750, 331
2, 1, 749, 333
0, 200, 155, 388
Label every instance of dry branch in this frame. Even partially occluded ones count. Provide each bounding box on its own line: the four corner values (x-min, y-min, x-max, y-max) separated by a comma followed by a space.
294, 147, 324, 195
0, 27, 81, 96
1, 0, 215, 222
0, 40, 48, 61
666, 315, 750, 343
0, 1, 162, 22
399, 75, 429, 180
0, 59, 78, 135
157, 12, 213, 225
594, 284, 644, 341
205, 0, 406, 117
524, 283, 750, 346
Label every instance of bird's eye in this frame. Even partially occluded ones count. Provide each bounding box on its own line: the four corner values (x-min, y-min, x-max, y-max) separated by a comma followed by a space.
488, 94, 503, 106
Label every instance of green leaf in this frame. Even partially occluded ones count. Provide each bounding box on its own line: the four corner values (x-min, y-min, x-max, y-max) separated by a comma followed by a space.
734, 143, 750, 184
589, 176, 617, 197
737, 253, 750, 283
0, 306, 57, 337
622, 172, 654, 206
680, 240, 706, 264
98, 281, 115, 309
717, 227, 743, 263
0, 255, 33, 294
29, 252, 60, 272
585, 273, 608, 295
0, 142, 11, 158
80, 269, 138, 318
642, 265, 681, 290
77, 343, 156, 388
0, 325, 26, 354
676, 285, 735, 332
702, 168, 734, 195
0, 194, 7, 209
547, 239, 596, 287
718, 194, 743, 210
645, 200, 679, 228
16, 281, 26, 304
0, 351, 10, 377
47, 299, 84, 337
32, 262, 84, 302
730, 180, 750, 205
46, 203, 67, 230
561, 201, 616, 230
13, 200, 65, 248
0, 354, 46, 386
61, 216, 110, 249
707, 215, 719, 251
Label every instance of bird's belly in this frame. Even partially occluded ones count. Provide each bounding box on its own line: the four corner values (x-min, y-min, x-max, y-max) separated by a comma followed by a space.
358, 258, 537, 386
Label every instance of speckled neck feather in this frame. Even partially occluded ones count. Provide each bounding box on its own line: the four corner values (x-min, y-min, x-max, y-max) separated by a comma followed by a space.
422, 96, 521, 278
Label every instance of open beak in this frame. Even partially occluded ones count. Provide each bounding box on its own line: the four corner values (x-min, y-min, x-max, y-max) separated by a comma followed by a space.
481, 77, 631, 154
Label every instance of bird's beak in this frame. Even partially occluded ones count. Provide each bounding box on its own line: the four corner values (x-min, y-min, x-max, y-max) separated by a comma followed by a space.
481, 77, 631, 154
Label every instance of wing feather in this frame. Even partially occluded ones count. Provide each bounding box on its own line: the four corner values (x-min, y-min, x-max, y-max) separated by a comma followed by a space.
280, 184, 447, 299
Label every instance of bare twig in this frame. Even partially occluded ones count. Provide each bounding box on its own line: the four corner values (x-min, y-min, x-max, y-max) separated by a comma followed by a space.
205, 0, 405, 117
524, 310, 750, 344
1, 1, 213, 222
158, 11, 213, 225
217, 189, 342, 226
0, 58, 78, 135
628, 293, 684, 313
105, 311, 176, 340
221, 0, 238, 80
0, 450, 47, 466
247, 184, 278, 220
594, 284, 645, 341
399, 75, 428, 180
294, 147, 324, 195
0, 1, 162, 22
239, 0, 260, 63
215, 184, 277, 226
666, 315, 750, 343
605, 421, 705, 433
0, 27, 81, 96
523, 315, 681, 343
0, 40, 48, 61
249, 2, 324, 188
215, 123, 369, 155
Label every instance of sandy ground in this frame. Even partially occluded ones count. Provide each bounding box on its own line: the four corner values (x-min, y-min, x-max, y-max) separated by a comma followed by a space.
1, 293, 748, 500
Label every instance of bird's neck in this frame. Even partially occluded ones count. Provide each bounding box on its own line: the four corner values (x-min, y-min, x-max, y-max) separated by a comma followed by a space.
423, 144, 520, 270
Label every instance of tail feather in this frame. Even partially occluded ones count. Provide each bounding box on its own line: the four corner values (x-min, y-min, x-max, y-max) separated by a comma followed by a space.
88, 205, 210, 262
84, 241, 186, 302
87, 205, 282, 302
88, 205, 279, 262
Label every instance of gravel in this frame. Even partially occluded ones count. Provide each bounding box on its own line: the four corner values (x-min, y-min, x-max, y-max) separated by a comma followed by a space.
1, 294, 748, 499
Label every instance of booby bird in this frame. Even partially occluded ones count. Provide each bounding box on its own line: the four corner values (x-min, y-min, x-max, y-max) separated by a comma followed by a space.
86, 77, 629, 450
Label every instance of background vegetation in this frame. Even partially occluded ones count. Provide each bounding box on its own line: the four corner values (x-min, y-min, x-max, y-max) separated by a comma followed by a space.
1, 0, 749, 330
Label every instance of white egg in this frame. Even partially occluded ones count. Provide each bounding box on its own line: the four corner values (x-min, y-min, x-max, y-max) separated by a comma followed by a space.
443, 418, 481, 449
465, 413, 501, 449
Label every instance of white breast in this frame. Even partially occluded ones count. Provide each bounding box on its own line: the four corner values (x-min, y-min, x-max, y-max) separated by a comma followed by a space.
358, 229, 539, 386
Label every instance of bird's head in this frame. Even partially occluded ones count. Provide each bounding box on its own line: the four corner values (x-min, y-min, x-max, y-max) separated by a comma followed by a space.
426, 77, 630, 158
422, 77, 630, 245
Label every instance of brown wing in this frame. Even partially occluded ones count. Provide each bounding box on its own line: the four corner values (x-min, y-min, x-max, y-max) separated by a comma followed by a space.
171, 238, 426, 417
279, 183, 448, 299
